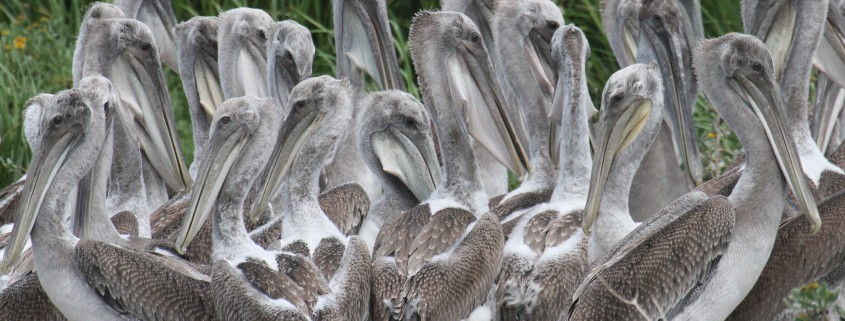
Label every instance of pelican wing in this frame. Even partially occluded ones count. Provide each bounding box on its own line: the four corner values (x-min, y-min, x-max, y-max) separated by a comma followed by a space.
110, 211, 139, 237
276, 252, 330, 310
313, 237, 346, 280
491, 190, 553, 221
567, 196, 734, 320
318, 183, 370, 236
74, 239, 216, 320
406, 208, 475, 276
211, 261, 309, 320
0, 180, 24, 226
312, 237, 372, 321
373, 204, 432, 274
0, 273, 65, 321
238, 259, 311, 314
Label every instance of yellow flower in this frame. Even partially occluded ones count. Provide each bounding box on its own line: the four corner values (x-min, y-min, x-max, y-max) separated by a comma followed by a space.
13, 14, 25, 26
0, 29, 9, 36
802, 282, 820, 292
39, 17, 49, 23
13, 36, 26, 49
707, 132, 716, 138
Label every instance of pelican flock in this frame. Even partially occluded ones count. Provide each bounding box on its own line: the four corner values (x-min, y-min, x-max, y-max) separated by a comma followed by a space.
4, 0, 845, 320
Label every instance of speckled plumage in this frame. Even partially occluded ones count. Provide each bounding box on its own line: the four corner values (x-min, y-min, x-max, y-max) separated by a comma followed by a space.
567, 196, 734, 320
0, 273, 66, 321
319, 183, 370, 236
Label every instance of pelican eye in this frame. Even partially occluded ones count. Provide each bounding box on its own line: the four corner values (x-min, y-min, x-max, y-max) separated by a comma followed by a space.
470, 32, 480, 44
140, 42, 151, 51
91, 12, 101, 19
547, 21, 560, 30
611, 94, 623, 104
294, 100, 306, 109
751, 62, 763, 72
403, 117, 417, 128
220, 116, 231, 125
284, 51, 294, 62
258, 30, 266, 40
52, 116, 63, 126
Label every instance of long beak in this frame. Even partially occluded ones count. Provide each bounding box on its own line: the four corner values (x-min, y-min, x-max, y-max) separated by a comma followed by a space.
268, 49, 301, 118
3, 129, 82, 272
73, 106, 116, 238
174, 126, 249, 253
814, 6, 845, 88
755, 0, 796, 81
372, 127, 441, 202
335, 0, 404, 90
448, 49, 531, 177
812, 74, 845, 154
112, 52, 192, 192
621, 20, 639, 66
732, 74, 821, 232
639, 12, 703, 186
234, 42, 269, 98
249, 107, 328, 223
582, 97, 652, 234
194, 53, 224, 122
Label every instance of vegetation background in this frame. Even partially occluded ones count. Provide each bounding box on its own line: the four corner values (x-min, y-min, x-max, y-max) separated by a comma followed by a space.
0, 0, 744, 187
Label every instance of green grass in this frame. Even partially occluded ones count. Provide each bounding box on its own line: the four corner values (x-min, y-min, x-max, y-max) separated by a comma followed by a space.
0, 0, 743, 187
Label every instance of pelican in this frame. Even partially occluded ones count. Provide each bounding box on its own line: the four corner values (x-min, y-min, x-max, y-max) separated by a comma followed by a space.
174, 16, 224, 179
114, 0, 179, 73
743, 0, 845, 199
267, 20, 314, 118
218, 8, 274, 99
489, 0, 562, 221
812, 0, 845, 155
495, 24, 591, 321
78, 17, 191, 235
370, 11, 529, 321
1, 80, 214, 321
356, 90, 442, 251
602, 0, 704, 221
443, 0, 530, 198
334, 0, 405, 90
71, 2, 125, 85
176, 79, 371, 320
322, 0, 405, 203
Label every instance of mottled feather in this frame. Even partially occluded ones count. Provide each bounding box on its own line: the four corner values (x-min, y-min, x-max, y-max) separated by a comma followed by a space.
319, 183, 370, 235
406, 208, 475, 276
0, 273, 66, 321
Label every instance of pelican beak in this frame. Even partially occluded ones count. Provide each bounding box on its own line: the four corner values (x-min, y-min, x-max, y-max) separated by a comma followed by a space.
193, 51, 224, 122
233, 34, 269, 98
448, 47, 531, 177
582, 97, 653, 234
74, 97, 116, 238
3, 124, 83, 273
751, 0, 795, 80
111, 51, 192, 193
731, 73, 821, 232
335, 0, 404, 90
549, 27, 595, 165
249, 106, 328, 223
268, 26, 312, 118
372, 126, 442, 202
138, 0, 179, 72
526, 30, 556, 99
622, 19, 639, 66
814, 4, 845, 88
175, 125, 249, 254
812, 74, 845, 154
637, 5, 702, 186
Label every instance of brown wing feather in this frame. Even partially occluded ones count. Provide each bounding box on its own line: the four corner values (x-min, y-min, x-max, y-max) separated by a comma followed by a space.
313, 237, 346, 279
110, 210, 139, 237
568, 196, 734, 320
276, 252, 330, 310
0, 180, 24, 226
74, 239, 217, 321
319, 183, 370, 235
312, 237, 372, 321
373, 204, 431, 273
523, 210, 557, 254
544, 211, 582, 248
371, 258, 404, 321
238, 259, 311, 315
211, 261, 309, 321
491, 190, 553, 220
0, 272, 66, 321
406, 208, 475, 276
727, 191, 845, 321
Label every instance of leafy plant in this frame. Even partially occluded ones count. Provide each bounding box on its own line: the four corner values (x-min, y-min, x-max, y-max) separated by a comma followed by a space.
786, 281, 845, 321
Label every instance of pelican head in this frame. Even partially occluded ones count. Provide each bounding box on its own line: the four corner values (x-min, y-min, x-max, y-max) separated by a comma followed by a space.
637, 0, 703, 186
358, 90, 442, 203
218, 8, 274, 99
409, 10, 530, 177
583, 63, 664, 234
267, 20, 314, 116
334, 0, 404, 90
601, 0, 643, 66
2, 86, 110, 272
694, 33, 821, 232
81, 18, 192, 192
250, 76, 355, 222
175, 96, 282, 254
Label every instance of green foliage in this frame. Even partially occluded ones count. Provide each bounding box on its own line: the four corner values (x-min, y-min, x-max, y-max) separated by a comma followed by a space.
786, 281, 845, 321
0, 0, 744, 187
